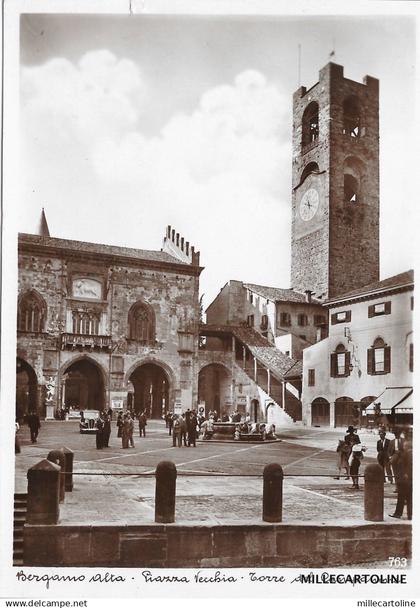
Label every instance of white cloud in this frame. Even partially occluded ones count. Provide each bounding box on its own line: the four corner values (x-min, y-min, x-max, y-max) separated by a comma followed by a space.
20, 51, 293, 304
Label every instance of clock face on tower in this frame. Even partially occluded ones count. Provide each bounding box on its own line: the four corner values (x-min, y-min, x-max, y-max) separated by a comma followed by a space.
299, 188, 319, 221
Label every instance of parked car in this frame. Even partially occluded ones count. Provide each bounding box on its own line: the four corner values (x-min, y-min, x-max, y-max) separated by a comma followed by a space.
79, 410, 98, 434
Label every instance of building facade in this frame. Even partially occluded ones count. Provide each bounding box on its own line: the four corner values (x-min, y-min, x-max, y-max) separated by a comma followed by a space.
301, 271, 414, 427
16, 227, 202, 420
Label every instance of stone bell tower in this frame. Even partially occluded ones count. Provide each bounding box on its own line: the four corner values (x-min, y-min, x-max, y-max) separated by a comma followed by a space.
290, 62, 380, 300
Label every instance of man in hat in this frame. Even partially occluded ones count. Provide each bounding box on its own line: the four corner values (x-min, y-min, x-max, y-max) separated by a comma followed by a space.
377, 429, 394, 483
344, 426, 361, 449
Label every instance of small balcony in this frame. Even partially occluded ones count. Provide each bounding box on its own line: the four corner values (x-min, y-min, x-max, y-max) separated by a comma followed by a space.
60, 333, 112, 351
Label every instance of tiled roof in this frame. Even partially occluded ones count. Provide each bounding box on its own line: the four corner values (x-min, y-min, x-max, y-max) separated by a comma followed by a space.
201, 324, 302, 380
18, 233, 189, 266
244, 283, 322, 305
326, 270, 414, 304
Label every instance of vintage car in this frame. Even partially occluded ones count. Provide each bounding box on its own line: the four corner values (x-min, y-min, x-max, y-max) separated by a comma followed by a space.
79, 410, 98, 434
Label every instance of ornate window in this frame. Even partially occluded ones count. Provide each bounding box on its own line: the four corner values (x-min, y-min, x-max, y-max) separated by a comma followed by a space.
17, 290, 46, 333
128, 302, 155, 342
302, 101, 319, 148
367, 337, 391, 375
72, 310, 100, 335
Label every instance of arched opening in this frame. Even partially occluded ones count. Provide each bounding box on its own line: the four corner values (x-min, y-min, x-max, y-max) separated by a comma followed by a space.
343, 96, 361, 137
344, 174, 359, 203
300, 162, 319, 185
17, 290, 47, 333
62, 358, 105, 413
302, 101, 319, 147
16, 358, 38, 421
334, 396, 355, 428
128, 301, 155, 343
311, 397, 330, 427
198, 363, 231, 419
343, 156, 365, 204
129, 363, 169, 419
251, 398, 259, 423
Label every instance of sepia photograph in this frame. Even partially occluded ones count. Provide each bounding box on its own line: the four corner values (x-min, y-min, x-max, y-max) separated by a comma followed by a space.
1, 0, 418, 601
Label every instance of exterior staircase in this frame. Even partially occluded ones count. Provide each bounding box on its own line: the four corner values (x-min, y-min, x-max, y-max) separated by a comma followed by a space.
13, 493, 27, 566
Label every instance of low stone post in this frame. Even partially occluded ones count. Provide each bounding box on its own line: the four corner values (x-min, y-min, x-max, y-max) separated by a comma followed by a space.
62, 447, 74, 492
263, 463, 283, 522
364, 463, 384, 521
155, 461, 177, 523
27, 459, 60, 524
47, 449, 66, 503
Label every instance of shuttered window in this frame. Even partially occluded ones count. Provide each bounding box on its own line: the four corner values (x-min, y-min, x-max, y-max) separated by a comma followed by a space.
367, 337, 391, 375
331, 310, 351, 324
368, 301, 391, 318
279, 312, 291, 327
330, 344, 351, 378
308, 369, 315, 386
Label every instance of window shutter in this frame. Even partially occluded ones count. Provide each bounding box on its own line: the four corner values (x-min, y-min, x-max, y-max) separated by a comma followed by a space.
384, 345, 391, 374
368, 305, 375, 318
367, 348, 374, 375
330, 353, 337, 378
331, 313, 337, 325
345, 311, 352, 322
409, 343, 413, 372
385, 301, 391, 314
344, 351, 351, 376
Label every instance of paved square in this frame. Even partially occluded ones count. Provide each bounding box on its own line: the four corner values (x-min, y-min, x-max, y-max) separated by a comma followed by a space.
15, 420, 406, 525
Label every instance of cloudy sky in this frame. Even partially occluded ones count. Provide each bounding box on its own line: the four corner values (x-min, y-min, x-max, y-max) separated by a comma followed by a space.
19, 11, 416, 307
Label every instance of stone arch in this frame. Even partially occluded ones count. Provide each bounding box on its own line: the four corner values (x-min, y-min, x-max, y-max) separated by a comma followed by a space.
343, 95, 363, 137
60, 355, 108, 412
16, 357, 38, 421
311, 397, 330, 427
334, 396, 355, 428
124, 357, 176, 390
127, 360, 172, 418
302, 100, 319, 147
198, 362, 232, 419
300, 161, 319, 185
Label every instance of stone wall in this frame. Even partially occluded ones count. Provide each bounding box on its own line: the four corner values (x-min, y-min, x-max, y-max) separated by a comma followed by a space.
24, 521, 411, 567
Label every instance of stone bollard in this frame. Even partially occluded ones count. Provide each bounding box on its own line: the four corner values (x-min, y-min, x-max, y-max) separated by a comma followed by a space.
47, 449, 66, 503
263, 463, 283, 522
27, 459, 61, 524
62, 447, 74, 492
155, 461, 177, 523
364, 463, 384, 521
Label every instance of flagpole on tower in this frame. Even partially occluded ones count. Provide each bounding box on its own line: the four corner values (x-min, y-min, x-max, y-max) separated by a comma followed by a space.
329, 38, 336, 62
298, 43, 301, 87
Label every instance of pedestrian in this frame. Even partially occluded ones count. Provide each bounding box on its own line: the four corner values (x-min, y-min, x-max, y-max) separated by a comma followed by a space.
27, 411, 41, 443
116, 412, 123, 438
180, 414, 188, 446
188, 412, 198, 447
103, 412, 111, 447
376, 429, 393, 483
107, 407, 113, 421
15, 421, 21, 454
121, 413, 130, 449
168, 412, 174, 436
389, 440, 412, 520
349, 444, 364, 489
138, 411, 147, 437
334, 439, 351, 479
127, 412, 135, 447
172, 415, 182, 447
95, 414, 104, 450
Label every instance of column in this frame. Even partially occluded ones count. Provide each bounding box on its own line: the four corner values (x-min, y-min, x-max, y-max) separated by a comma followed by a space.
253, 357, 257, 383
242, 346, 246, 371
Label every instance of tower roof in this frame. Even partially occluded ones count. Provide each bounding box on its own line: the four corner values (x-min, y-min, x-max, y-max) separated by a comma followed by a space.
37, 208, 50, 237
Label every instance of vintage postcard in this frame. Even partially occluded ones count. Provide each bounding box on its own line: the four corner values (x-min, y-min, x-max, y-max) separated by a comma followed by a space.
1, 0, 419, 604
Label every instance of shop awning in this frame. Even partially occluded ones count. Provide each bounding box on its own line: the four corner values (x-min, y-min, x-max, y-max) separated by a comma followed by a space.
364, 387, 413, 415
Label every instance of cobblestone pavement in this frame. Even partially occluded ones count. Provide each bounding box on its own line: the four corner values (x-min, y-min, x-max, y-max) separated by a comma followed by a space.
14, 420, 408, 526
